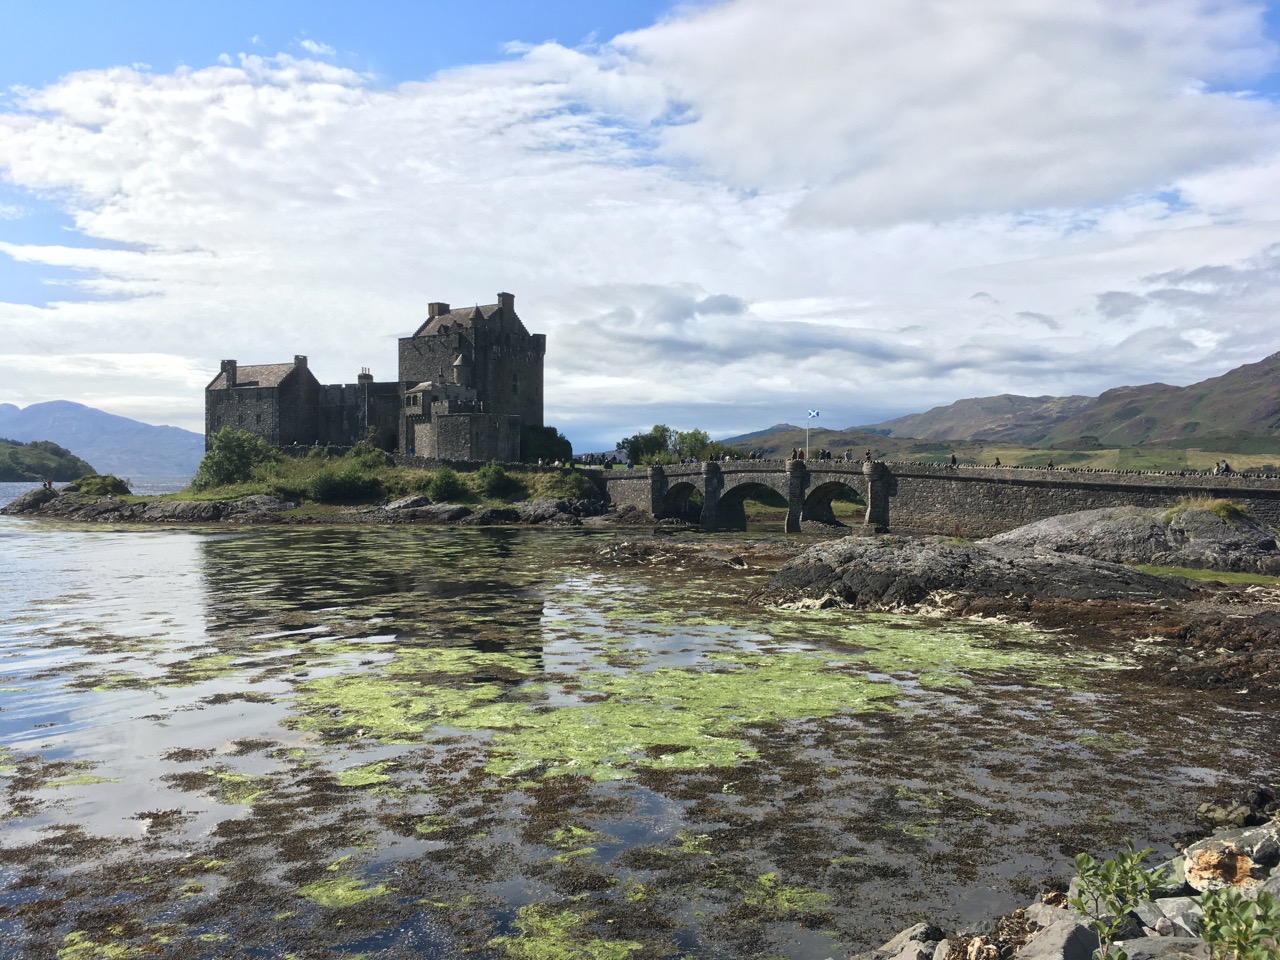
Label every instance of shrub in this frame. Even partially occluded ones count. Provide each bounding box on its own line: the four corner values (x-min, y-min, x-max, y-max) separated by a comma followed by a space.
536, 469, 600, 502
426, 466, 466, 502
1202, 888, 1279, 960
193, 428, 279, 490
473, 461, 523, 500
346, 440, 392, 471
1069, 841, 1167, 960
63, 474, 132, 496
307, 466, 383, 504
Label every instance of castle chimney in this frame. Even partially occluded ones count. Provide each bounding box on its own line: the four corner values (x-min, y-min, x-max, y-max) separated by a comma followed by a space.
220, 359, 237, 387
497, 291, 514, 313
358, 367, 373, 384
294, 355, 308, 370
428, 302, 450, 318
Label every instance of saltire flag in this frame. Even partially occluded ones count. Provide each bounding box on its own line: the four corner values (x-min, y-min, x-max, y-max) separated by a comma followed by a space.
807, 409, 819, 419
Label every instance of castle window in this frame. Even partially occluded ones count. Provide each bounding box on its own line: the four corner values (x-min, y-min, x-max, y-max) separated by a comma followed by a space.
512, 374, 519, 395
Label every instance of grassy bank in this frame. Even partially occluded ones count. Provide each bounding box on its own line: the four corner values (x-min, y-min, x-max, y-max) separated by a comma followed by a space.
175, 444, 601, 508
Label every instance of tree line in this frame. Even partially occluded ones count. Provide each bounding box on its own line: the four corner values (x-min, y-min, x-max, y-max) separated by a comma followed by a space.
616, 425, 737, 466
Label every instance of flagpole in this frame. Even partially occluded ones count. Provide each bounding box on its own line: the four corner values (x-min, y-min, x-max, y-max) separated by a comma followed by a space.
805, 409, 819, 460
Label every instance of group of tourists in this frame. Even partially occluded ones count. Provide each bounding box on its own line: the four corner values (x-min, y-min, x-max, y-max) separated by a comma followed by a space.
1213, 460, 1234, 475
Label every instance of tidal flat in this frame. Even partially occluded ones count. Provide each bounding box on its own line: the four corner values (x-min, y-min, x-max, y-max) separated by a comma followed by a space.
0, 522, 1273, 959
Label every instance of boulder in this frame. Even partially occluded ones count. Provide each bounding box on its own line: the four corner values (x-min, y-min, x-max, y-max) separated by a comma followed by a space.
879, 922, 946, 956
1196, 795, 1272, 830
1183, 823, 1279, 893
0, 486, 59, 514
1015, 917, 1098, 960
515, 498, 580, 524
1112, 938, 1209, 960
138, 500, 226, 522
987, 506, 1280, 575
1022, 903, 1070, 931
459, 506, 522, 526
1148, 856, 1192, 899
385, 495, 430, 510
1152, 897, 1204, 937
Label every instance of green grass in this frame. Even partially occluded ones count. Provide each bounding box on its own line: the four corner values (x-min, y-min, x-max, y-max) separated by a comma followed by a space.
1162, 497, 1246, 524
1134, 565, 1280, 585
169, 451, 604, 508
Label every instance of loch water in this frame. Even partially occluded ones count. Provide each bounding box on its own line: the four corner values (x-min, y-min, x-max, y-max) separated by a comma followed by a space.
0, 515, 1274, 958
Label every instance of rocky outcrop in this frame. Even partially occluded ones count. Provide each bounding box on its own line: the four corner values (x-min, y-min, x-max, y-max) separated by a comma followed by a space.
1, 488, 295, 522
755, 535, 1195, 609
987, 506, 1280, 574
5, 489, 604, 527
377, 496, 594, 526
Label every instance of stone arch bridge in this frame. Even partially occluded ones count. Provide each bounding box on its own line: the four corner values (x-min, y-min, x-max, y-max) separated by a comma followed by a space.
597, 460, 1280, 536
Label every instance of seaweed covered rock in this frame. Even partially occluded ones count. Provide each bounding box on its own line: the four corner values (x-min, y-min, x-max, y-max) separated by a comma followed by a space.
755, 535, 1193, 610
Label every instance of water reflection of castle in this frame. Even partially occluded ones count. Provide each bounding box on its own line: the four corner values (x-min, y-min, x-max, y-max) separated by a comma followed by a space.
205, 292, 545, 462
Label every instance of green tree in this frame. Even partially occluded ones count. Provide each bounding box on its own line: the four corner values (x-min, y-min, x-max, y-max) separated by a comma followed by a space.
673, 429, 711, 461
521, 425, 573, 464
192, 428, 278, 490
618, 424, 675, 465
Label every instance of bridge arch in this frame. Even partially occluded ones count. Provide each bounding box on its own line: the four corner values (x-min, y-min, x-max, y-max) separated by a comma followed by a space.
709, 479, 790, 530
657, 479, 703, 523
802, 478, 867, 526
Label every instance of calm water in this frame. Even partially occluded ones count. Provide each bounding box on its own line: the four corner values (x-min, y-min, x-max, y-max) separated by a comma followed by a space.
0, 519, 1273, 958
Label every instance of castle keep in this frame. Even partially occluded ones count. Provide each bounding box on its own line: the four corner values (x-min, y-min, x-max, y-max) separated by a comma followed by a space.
205, 292, 545, 462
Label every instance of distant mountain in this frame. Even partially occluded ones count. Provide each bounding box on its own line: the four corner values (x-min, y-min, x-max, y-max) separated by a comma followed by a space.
859, 353, 1280, 447
1039, 352, 1280, 447
0, 401, 204, 477
720, 423, 803, 445
864, 395, 1094, 444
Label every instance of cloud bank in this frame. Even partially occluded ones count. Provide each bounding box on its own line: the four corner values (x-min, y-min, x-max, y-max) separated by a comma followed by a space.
1, 0, 1278, 446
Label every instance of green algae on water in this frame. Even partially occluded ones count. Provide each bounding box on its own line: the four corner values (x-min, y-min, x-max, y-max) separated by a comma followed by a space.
208, 770, 267, 805
337, 761, 393, 788
489, 904, 643, 960
742, 873, 832, 918
45, 774, 122, 789
298, 873, 389, 909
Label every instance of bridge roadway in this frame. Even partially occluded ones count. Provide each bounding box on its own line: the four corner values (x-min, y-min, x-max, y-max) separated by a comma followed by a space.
597, 460, 1280, 536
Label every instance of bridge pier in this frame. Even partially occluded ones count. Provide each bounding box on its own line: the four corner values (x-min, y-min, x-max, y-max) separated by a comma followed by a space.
863, 460, 890, 531
785, 460, 805, 533
699, 461, 723, 531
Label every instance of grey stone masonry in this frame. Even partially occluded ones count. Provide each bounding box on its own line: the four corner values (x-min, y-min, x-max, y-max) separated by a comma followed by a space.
599, 460, 1280, 536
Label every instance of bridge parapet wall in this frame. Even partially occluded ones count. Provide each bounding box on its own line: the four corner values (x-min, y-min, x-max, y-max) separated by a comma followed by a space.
885, 461, 1280, 537
599, 460, 1280, 535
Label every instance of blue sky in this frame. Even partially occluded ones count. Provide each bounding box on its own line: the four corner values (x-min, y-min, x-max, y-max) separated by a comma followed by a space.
3, 0, 1280, 449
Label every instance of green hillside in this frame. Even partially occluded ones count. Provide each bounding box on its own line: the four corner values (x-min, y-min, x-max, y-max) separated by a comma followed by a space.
0, 439, 97, 482
1040, 352, 1280, 447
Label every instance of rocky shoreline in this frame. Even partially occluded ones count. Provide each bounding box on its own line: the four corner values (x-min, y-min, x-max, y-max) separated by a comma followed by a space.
0, 485, 608, 526
856, 790, 1279, 960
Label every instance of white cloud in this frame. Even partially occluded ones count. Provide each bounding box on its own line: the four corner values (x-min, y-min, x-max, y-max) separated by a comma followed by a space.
0, 0, 1278, 447
298, 38, 336, 58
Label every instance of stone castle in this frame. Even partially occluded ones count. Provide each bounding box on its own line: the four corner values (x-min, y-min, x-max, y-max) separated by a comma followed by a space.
205, 292, 545, 462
